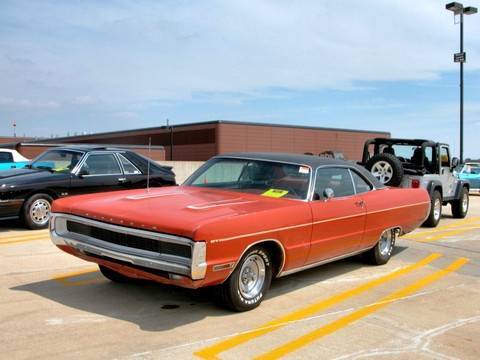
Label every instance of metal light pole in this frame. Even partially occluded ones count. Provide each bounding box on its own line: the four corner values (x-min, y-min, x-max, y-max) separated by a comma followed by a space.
446, 2, 478, 164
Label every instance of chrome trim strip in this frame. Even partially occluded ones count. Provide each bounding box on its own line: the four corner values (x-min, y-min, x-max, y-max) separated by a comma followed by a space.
278, 247, 371, 277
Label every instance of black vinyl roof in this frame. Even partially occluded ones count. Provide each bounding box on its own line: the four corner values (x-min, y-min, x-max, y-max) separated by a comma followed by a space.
218, 152, 386, 188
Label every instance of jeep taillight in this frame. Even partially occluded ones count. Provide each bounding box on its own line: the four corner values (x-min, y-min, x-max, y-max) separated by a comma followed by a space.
411, 179, 420, 188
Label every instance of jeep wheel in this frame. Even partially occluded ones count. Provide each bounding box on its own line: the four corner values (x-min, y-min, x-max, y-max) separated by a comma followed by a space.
452, 187, 469, 218
215, 246, 273, 312
366, 153, 404, 186
423, 190, 442, 227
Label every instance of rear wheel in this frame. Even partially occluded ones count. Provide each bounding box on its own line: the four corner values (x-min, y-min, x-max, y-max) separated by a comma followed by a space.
22, 193, 53, 230
99, 265, 132, 283
363, 229, 396, 265
216, 246, 272, 312
451, 187, 469, 218
423, 190, 442, 227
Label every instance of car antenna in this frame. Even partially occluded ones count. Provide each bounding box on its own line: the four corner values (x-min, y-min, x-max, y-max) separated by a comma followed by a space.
147, 137, 151, 193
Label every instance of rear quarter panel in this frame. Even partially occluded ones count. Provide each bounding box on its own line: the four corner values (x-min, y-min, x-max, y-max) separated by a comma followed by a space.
361, 187, 430, 249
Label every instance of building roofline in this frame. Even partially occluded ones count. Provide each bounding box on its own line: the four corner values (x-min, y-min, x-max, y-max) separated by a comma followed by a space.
24, 120, 390, 143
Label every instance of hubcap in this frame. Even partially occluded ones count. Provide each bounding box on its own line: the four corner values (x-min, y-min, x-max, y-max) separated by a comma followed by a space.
434, 198, 441, 220
30, 199, 51, 225
371, 161, 393, 184
238, 254, 266, 300
462, 193, 469, 213
379, 230, 393, 256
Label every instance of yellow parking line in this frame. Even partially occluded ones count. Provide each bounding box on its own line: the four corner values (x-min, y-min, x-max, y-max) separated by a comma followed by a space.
416, 226, 480, 242
0, 236, 49, 245
255, 257, 469, 360
53, 268, 98, 281
404, 217, 480, 239
54, 268, 101, 287
194, 253, 441, 360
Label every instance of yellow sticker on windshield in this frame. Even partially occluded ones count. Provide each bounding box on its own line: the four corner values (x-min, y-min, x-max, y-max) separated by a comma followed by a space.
262, 189, 289, 198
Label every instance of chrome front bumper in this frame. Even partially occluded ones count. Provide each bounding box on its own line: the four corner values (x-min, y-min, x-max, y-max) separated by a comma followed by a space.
50, 213, 207, 280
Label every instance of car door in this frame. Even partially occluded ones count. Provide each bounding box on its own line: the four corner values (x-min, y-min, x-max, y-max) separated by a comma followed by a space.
69, 152, 126, 195
439, 145, 456, 199
307, 167, 366, 264
115, 152, 145, 189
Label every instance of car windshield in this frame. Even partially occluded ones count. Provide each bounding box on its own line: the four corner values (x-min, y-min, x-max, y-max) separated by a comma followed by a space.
184, 158, 311, 200
30, 150, 84, 173
461, 164, 480, 175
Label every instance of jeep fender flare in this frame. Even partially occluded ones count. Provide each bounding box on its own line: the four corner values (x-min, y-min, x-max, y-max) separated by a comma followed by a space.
453, 180, 469, 201
426, 180, 443, 199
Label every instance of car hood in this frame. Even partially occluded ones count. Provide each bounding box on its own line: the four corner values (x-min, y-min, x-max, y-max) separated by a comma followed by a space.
52, 185, 310, 240
458, 173, 480, 179
0, 167, 60, 184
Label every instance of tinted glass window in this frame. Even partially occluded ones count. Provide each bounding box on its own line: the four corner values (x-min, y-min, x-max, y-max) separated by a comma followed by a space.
315, 168, 354, 199
440, 147, 450, 167
118, 154, 141, 175
31, 150, 83, 172
351, 171, 372, 194
81, 154, 121, 175
186, 158, 310, 200
0, 152, 14, 163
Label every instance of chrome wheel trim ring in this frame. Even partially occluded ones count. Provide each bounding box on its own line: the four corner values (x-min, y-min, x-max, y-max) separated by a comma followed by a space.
371, 161, 393, 184
238, 254, 266, 300
433, 198, 441, 221
462, 192, 469, 213
379, 230, 393, 256
30, 199, 51, 225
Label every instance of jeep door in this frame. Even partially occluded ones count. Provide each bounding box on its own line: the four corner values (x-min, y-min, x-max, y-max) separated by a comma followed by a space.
307, 167, 366, 263
440, 145, 456, 198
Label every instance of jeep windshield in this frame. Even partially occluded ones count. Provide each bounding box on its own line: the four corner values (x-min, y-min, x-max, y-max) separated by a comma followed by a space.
30, 150, 84, 173
184, 158, 311, 200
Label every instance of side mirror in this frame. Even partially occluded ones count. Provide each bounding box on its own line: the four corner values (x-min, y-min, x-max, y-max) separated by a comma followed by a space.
451, 157, 459, 169
323, 188, 335, 200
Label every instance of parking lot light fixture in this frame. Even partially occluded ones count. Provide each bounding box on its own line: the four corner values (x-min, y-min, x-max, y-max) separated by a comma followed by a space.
445, 2, 478, 164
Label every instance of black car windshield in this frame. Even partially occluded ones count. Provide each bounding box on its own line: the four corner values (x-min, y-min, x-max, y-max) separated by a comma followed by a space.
30, 150, 84, 173
184, 158, 311, 200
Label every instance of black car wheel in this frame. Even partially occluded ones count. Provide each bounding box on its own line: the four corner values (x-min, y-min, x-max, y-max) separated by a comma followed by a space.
216, 246, 273, 312
365, 153, 404, 187
452, 187, 469, 218
23, 193, 53, 230
363, 229, 396, 265
423, 190, 442, 227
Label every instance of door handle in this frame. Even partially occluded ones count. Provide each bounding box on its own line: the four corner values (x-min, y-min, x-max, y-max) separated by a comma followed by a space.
355, 200, 365, 207
118, 177, 128, 183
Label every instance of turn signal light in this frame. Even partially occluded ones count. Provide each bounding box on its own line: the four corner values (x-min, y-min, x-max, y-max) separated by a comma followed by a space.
411, 179, 420, 188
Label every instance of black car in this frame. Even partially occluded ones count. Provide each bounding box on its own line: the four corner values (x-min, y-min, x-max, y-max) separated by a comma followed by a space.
0, 146, 176, 229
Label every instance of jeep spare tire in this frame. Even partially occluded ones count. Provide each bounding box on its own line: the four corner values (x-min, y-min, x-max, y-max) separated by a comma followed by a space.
366, 153, 404, 186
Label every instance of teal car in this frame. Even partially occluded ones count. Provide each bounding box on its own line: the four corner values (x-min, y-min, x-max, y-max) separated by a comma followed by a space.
0, 149, 30, 171
456, 162, 480, 193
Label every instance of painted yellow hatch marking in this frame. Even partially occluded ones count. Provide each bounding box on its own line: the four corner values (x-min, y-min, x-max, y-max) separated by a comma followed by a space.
255, 257, 469, 360
194, 253, 441, 359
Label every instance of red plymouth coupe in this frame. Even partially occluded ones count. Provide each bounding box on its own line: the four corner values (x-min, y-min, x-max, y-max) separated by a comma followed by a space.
50, 153, 430, 311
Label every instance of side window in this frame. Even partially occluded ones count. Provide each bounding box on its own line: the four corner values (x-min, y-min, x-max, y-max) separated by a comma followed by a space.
80, 154, 121, 175
0, 152, 14, 163
440, 146, 450, 167
351, 170, 372, 194
118, 154, 141, 175
314, 168, 355, 199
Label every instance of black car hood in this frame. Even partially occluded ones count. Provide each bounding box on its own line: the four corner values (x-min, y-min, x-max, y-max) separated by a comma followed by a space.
0, 168, 64, 185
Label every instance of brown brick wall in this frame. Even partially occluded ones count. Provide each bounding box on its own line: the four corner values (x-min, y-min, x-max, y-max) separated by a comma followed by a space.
217, 123, 387, 161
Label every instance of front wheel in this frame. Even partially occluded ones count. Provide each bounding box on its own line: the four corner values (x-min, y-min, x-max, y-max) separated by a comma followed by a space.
216, 246, 273, 312
423, 190, 442, 227
22, 193, 53, 230
362, 229, 396, 265
451, 187, 469, 218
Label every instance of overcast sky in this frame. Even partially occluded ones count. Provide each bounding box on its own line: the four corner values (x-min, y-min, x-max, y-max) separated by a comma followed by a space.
1, 0, 479, 156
